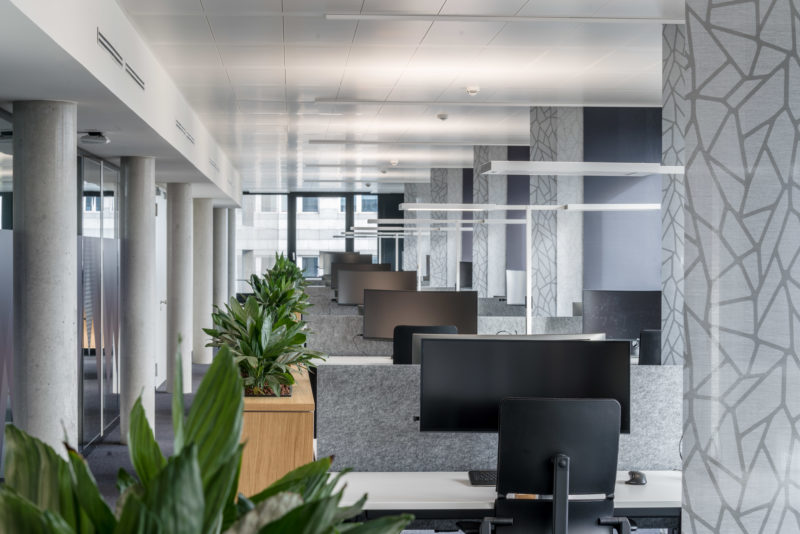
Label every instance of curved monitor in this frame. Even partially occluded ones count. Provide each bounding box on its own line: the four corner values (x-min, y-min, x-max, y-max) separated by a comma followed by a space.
363, 289, 478, 340
337, 270, 416, 305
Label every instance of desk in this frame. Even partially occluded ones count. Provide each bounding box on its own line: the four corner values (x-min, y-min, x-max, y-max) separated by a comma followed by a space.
336, 471, 681, 531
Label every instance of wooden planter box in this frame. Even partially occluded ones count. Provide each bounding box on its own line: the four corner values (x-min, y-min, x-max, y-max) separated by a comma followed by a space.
238, 370, 315, 495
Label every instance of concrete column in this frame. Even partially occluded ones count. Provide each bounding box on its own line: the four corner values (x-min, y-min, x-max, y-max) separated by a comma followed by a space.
212, 208, 228, 308
227, 208, 236, 298
473, 146, 507, 298
119, 157, 156, 441
167, 183, 192, 393
192, 199, 213, 364
12, 100, 78, 450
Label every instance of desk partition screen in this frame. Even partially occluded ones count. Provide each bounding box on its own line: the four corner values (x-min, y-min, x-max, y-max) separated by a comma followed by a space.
582, 290, 661, 340
320, 251, 371, 276
363, 290, 478, 340
419, 339, 630, 433
338, 270, 417, 305
330, 262, 389, 290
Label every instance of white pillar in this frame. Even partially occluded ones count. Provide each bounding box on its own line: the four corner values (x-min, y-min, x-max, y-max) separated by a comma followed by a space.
167, 183, 193, 393
227, 208, 236, 298
12, 100, 79, 451
119, 156, 156, 441
192, 199, 213, 364
213, 208, 228, 308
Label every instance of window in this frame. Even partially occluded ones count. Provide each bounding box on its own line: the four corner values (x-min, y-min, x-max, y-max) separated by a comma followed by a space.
301, 256, 319, 278
340, 197, 346, 212
360, 195, 378, 212
301, 197, 319, 213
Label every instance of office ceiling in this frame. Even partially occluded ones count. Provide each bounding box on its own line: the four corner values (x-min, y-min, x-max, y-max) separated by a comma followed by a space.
117, 0, 683, 193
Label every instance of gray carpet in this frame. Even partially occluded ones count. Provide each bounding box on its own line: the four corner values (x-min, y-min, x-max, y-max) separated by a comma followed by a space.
85, 363, 208, 506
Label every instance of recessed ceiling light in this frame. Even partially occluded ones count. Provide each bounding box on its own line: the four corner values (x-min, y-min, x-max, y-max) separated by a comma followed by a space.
80, 132, 110, 145
466, 86, 480, 96
389, 159, 399, 166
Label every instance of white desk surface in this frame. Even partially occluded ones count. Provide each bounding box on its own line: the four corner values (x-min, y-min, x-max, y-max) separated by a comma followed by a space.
336, 471, 681, 511
318, 356, 393, 365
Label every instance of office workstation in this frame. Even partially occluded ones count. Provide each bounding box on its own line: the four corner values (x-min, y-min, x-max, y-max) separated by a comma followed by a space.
0, 2, 778, 533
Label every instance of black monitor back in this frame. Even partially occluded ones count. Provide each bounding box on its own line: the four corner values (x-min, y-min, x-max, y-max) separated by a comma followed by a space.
497, 398, 621, 496
363, 289, 478, 340
419, 339, 630, 433
330, 261, 387, 290
337, 270, 415, 305
459, 261, 472, 288
582, 289, 661, 340
392, 325, 458, 365
639, 329, 662, 365
321, 251, 370, 276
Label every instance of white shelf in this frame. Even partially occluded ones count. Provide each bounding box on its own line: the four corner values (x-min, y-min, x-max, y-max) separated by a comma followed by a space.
479, 160, 684, 177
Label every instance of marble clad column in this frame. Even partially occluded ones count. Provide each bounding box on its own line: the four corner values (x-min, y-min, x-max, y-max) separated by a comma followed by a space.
473, 146, 507, 298
119, 156, 156, 442
529, 107, 583, 317
12, 100, 78, 451
167, 183, 193, 393
192, 198, 213, 364
403, 182, 431, 272
661, 24, 687, 366
429, 169, 463, 287
213, 207, 228, 308
683, 3, 800, 531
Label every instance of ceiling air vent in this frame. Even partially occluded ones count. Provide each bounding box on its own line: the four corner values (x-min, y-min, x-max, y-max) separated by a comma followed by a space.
125, 63, 145, 91
209, 159, 220, 172
97, 28, 123, 67
175, 120, 195, 145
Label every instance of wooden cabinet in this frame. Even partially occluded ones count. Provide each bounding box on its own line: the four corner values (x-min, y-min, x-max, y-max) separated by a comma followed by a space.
238, 371, 315, 496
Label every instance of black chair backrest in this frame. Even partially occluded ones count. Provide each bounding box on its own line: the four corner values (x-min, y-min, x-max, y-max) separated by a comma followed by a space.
638, 329, 662, 365
392, 324, 457, 365
496, 398, 620, 497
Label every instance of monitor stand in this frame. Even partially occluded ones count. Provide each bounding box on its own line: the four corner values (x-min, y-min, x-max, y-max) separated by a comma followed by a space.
468, 469, 497, 487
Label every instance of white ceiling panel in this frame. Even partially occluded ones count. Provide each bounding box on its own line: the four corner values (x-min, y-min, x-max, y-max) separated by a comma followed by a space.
233, 84, 286, 100
441, 0, 529, 15
118, 0, 201, 15
217, 45, 284, 68
207, 15, 284, 44
282, 0, 364, 13
227, 67, 285, 86
149, 43, 223, 67
284, 45, 350, 68
202, 0, 283, 14
283, 16, 356, 43
346, 46, 418, 68
130, 14, 212, 44
361, 0, 445, 14
353, 21, 433, 45
169, 65, 230, 87
515, 0, 608, 17
422, 21, 506, 47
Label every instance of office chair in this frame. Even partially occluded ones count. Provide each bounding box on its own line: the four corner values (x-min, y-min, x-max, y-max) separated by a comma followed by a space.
392, 324, 457, 365
480, 398, 631, 534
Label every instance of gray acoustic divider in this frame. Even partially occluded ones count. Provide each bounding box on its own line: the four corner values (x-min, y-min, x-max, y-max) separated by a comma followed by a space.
338, 270, 417, 305
331, 262, 390, 290
305, 314, 392, 356
304, 285, 360, 316
317, 363, 681, 472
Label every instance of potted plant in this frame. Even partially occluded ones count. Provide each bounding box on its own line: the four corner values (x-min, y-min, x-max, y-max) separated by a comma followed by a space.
204, 296, 322, 397
0, 346, 412, 533
249, 253, 311, 321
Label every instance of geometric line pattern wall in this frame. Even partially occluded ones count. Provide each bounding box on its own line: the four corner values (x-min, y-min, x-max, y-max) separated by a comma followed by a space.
683, 1, 800, 532
430, 169, 449, 287
403, 183, 431, 272
472, 146, 506, 298
662, 24, 688, 367
529, 107, 559, 316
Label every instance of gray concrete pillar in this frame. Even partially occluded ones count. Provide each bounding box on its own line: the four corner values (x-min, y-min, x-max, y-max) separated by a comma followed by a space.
227, 208, 236, 298
213, 208, 228, 308
12, 100, 79, 450
119, 156, 156, 441
473, 146, 507, 299
192, 199, 213, 364
167, 183, 193, 393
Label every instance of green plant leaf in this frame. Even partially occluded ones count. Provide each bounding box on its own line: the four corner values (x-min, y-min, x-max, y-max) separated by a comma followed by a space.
256, 494, 340, 534
0, 486, 75, 534
223, 492, 303, 534
127, 398, 166, 488
116, 468, 138, 495
337, 515, 414, 534
113, 491, 160, 534
249, 457, 332, 503
3, 425, 80, 530
172, 348, 186, 455
202, 444, 244, 534
66, 448, 116, 532
143, 444, 204, 534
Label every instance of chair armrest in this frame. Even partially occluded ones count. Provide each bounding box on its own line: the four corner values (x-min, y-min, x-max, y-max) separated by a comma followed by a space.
599, 516, 631, 534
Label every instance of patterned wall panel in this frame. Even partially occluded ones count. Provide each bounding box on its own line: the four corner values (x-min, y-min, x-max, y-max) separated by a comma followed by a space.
403, 183, 431, 272
529, 107, 560, 317
473, 146, 507, 298
662, 24, 688, 366
446, 169, 462, 287
683, 2, 800, 532
430, 169, 449, 287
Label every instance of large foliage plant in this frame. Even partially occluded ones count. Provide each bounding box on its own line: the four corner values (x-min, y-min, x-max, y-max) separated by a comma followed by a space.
0, 346, 411, 533
249, 253, 310, 319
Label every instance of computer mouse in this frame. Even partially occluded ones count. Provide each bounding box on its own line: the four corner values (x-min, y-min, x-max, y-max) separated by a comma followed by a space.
625, 470, 647, 485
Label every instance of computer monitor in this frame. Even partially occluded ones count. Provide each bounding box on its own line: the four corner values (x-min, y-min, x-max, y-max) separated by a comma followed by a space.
363, 289, 478, 340
419, 339, 630, 433
330, 262, 388, 290
320, 251, 371, 276
410, 332, 607, 365
582, 290, 661, 340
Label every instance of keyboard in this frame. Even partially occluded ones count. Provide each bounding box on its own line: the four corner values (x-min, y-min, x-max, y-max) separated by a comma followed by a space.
468, 470, 497, 487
